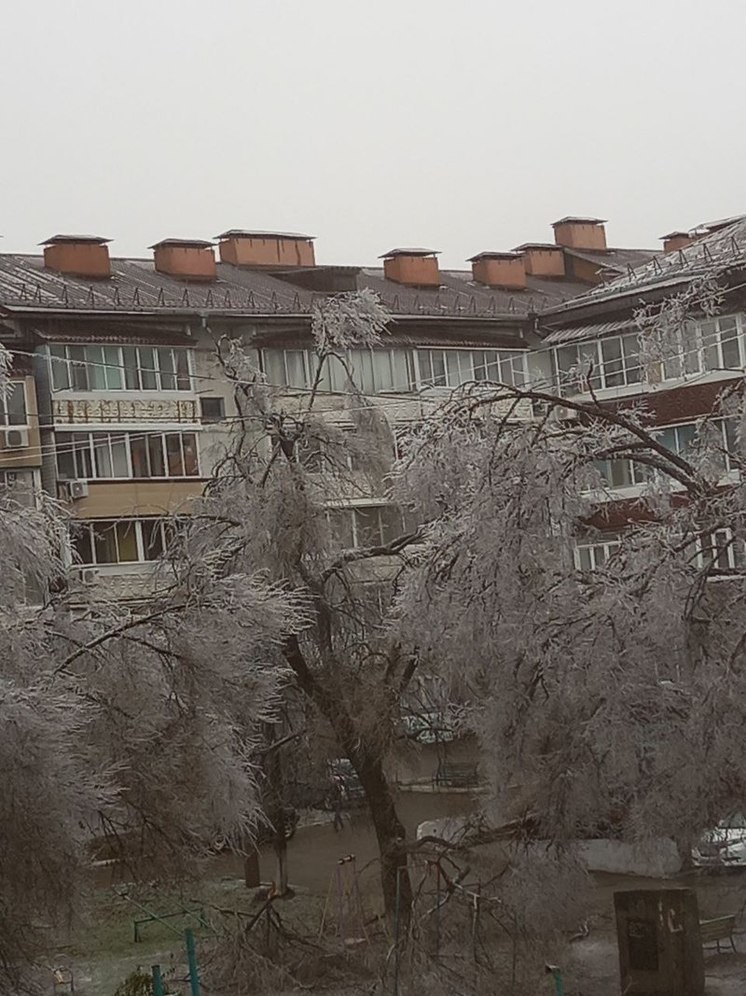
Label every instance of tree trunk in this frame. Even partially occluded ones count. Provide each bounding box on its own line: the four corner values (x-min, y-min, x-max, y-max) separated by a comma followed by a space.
282, 637, 413, 918
263, 721, 290, 895
354, 752, 413, 921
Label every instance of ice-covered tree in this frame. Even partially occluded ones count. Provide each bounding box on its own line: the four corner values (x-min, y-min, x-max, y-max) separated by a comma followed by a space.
393, 288, 746, 857
0, 342, 298, 989
176, 291, 424, 916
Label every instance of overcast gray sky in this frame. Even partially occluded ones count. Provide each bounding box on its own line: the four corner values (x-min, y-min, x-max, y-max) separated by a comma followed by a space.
2, 0, 743, 268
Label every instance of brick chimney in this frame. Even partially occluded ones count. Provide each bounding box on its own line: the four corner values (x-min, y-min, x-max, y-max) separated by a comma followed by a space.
660, 231, 696, 253
216, 230, 315, 268
151, 239, 217, 281
468, 251, 526, 290
513, 243, 565, 278
552, 216, 608, 251
41, 235, 111, 278
380, 248, 440, 287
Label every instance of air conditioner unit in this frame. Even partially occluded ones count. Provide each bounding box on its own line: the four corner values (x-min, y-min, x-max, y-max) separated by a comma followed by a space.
3, 427, 29, 449
80, 568, 100, 586
66, 479, 89, 500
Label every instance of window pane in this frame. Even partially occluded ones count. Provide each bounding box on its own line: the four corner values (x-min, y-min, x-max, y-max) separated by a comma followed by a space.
444, 352, 461, 387
390, 350, 410, 392
263, 349, 286, 386
579, 343, 601, 390
328, 354, 349, 392
472, 351, 488, 381
165, 434, 184, 475
138, 347, 157, 390
723, 419, 739, 470
484, 351, 500, 381
175, 351, 191, 390
131, 435, 149, 477
354, 507, 381, 547
72, 524, 94, 565
148, 435, 165, 476
1, 383, 26, 425
73, 436, 93, 478
329, 509, 354, 548
142, 520, 165, 560
102, 346, 123, 390
609, 459, 634, 488
68, 346, 89, 390
85, 346, 107, 390
720, 320, 741, 368
181, 434, 198, 476
456, 349, 474, 384
109, 433, 129, 477
601, 338, 623, 387
372, 350, 395, 392
556, 346, 579, 392
158, 348, 176, 390
93, 435, 113, 477
674, 424, 697, 457
56, 432, 75, 480
621, 334, 642, 383
122, 347, 140, 389
199, 397, 225, 423
349, 348, 375, 393
683, 323, 701, 374
577, 547, 593, 571
430, 351, 446, 387
379, 505, 403, 544
701, 321, 719, 371
115, 521, 139, 562
93, 521, 118, 564
50, 346, 70, 391
285, 350, 308, 389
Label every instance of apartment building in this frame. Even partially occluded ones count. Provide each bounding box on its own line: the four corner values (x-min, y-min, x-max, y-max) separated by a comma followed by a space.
537, 214, 746, 569
0, 219, 657, 597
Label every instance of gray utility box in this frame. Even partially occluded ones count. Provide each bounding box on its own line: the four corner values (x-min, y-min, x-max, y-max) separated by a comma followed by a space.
614, 888, 705, 996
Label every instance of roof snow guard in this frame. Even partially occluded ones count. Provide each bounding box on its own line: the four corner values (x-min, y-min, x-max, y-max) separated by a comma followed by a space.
573, 215, 746, 305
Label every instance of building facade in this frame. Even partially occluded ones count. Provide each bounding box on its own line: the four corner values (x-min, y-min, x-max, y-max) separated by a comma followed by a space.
0, 218, 659, 598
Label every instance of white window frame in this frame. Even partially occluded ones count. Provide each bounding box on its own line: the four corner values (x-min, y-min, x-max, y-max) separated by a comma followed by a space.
692, 527, 746, 573
72, 518, 172, 565
48, 345, 194, 393
574, 536, 621, 570
55, 430, 200, 481
660, 314, 744, 383
554, 333, 642, 396
414, 347, 527, 390
595, 417, 739, 492
261, 346, 527, 394
328, 503, 403, 549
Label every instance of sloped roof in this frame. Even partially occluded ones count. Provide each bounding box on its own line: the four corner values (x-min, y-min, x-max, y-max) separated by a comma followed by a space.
564, 246, 659, 273
357, 267, 591, 318
0, 253, 315, 316
554, 216, 746, 310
